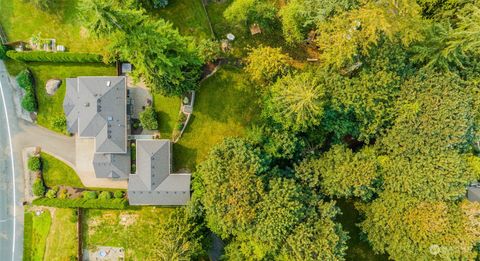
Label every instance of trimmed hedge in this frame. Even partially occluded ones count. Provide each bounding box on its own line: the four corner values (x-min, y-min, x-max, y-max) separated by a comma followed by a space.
6, 50, 103, 63
32, 178, 46, 197
16, 69, 38, 112
32, 197, 129, 209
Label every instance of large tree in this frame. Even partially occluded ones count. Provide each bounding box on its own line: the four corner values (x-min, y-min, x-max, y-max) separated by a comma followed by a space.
245, 46, 292, 85
279, 0, 357, 44
106, 19, 202, 96
316, 0, 424, 68
360, 193, 480, 260
196, 138, 268, 238
264, 72, 327, 132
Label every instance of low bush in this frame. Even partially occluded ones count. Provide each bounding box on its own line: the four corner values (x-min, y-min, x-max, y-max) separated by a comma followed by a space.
52, 116, 67, 132
98, 191, 112, 200
32, 178, 46, 197
58, 188, 68, 199
113, 191, 124, 199
139, 106, 159, 130
32, 198, 129, 209
45, 189, 57, 199
0, 45, 6, 60
21, 91, 38, 112
6, 50, 103, 63
82, 191, 98, 199
28, 156, 42, 172
16, 69, 33, 90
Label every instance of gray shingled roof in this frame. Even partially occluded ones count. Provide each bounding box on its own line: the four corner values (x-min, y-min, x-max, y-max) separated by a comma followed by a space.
128, 140, 191, 205
468, 183, 480, 202
93, 153, 130, 179
63, 76, 127, 154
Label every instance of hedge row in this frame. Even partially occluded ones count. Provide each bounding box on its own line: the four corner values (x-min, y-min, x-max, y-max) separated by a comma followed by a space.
32, 197, 129, 209
6, 50, 103, 63
16, 69, 37, 112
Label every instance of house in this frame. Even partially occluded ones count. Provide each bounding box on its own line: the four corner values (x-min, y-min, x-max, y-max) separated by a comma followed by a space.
63, 76, 130, 179
128, 140, 191, 205
63, 76, 191, 205
467, 183, 480, 202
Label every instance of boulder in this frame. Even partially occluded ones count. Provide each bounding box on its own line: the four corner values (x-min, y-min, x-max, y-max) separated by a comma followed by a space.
45, 79, 61, 95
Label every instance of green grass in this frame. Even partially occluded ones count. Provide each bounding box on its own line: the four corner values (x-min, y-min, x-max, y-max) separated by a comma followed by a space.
83, 207, 173, 260
28, 62, 116, 133
23, 209, 52, 261
41, 152, 85, 188
44, 209, 78, 261
172, 66, 261, 171
153, 94, 180, 139
336, 200, 389, 261
147, 0, 213, 40
0, 0, 108, 53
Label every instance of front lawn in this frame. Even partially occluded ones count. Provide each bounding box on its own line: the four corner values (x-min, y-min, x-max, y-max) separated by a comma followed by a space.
83, 207, 173, 260
41, 152, 84, 188
27, 62, 116, 133
44, 209, 78, 261
172, 66, 261, 171
23, 209, 52, 261
0, 0, 108, 53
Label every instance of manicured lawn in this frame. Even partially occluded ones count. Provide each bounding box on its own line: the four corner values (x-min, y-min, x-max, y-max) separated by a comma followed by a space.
0, 0, 108, 53
153, 94, 180, 139
27, 62, 116, 133
83, 207, 173, 260
23, 209, 52, 261
172, 66, 261, 171
336, 200, 389, 261
41, 152, 84, 188
147, 0, 213, 40
44, 209, 78, 261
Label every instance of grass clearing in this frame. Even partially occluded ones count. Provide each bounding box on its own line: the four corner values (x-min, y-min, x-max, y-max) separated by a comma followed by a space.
336, 200, 389, 261
172, 66, 261, 171
28, 62, 116, 133
153, 94, 180, 139
147, 0, 213, 40
23, 209, 52, 261
44, 208, 78, 261
41, 152, 84, 188
83, 207, 173, 260
0, 0, 108, 53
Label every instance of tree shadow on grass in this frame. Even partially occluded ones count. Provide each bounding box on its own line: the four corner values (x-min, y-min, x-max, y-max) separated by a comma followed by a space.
172, 142, 198, 172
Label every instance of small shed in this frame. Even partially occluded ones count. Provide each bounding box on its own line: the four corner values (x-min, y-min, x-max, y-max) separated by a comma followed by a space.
250, 23, 262, 35
467, 183, 480, 202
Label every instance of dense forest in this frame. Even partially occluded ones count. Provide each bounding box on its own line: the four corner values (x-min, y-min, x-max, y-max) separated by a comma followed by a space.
190, 0, 480, 260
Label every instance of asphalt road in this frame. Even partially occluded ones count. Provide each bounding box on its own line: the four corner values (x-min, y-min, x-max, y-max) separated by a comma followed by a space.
0, 61, 23, 261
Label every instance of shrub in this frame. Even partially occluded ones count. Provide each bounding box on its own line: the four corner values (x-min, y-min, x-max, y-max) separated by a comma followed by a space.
32, 197, 129, 209
6, 50, 103, 63
58, 188, 68, 199
45, 189, 57, 199
82, 191, 98, 199
16, 69, 33, 90
139, 106, 159, 130
21, 91, 37, 112
114, 191, 124, 199
28, 156, 42, 171
0, 45, 6, 60
177, 122, 184, 131
32, 178, 46, 197
197, 39, 221, 63
152, 0, 168, 8
52, 116, 67, 132
98, 191, 112, 200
